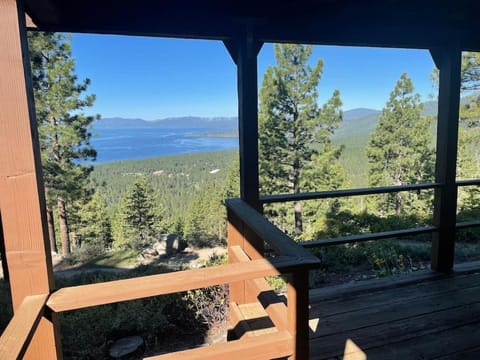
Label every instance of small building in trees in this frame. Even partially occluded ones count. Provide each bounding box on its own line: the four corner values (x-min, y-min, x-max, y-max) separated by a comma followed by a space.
2, 1, 480, 359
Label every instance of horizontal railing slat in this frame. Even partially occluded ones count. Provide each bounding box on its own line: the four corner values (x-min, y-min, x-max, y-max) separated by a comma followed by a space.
260, 183, 441, 204
47, 252, 317, 313
456, 179, 480, 187
226, 198, 319, 263
456, 220, 480, 229
301, 226, 437, 248
0, 294, 48, 360
144, 330, 293, 360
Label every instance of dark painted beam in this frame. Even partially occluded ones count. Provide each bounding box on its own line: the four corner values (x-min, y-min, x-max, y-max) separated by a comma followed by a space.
430, 47, 462, 272
23, 1, 480, 51
231, 31, 263, 212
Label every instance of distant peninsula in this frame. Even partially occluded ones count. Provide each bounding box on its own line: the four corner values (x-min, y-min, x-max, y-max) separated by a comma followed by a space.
186, 130, 238, 138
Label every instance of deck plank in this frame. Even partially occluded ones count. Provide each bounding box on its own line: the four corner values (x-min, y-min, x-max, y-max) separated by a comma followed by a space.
310, 303, 480, 359
310, 272, 480, 319
359, 320, 480, 360
311, 284, 480, 338
309, 269, 480, 360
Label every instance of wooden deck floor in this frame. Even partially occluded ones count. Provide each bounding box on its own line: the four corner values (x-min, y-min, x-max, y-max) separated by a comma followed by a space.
308, 263, 480, 359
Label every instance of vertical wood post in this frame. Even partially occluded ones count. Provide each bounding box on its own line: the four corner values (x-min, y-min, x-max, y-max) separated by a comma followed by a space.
287, 270, 309, 360
235, 31, 265, 260
0, 0, 61, 358
236, 32, 263, 213
227, 209, 246, 306
430, 47, 462, 272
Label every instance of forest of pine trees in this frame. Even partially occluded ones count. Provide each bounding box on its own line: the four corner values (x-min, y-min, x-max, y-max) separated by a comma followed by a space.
19, 36, 480, 269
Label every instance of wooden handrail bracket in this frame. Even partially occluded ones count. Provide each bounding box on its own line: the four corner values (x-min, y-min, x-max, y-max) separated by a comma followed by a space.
0, 294, 48, 359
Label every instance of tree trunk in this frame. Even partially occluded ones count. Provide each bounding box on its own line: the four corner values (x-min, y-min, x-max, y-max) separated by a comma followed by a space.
57, 196, 71, 257
293, 161, 303, 235
395, 193, 403, 216
294, 200, 303, 235
46, 205, 58, 253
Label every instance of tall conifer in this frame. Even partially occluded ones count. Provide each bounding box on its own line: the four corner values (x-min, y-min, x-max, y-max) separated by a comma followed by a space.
367, 73, 434, 216
29, 32, 97, 256
259, 44, 344, 235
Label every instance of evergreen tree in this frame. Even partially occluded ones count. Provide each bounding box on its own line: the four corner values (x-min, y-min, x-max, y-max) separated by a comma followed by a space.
118, 177, 163, 251
75, 191, 113, 251
461, 52, 480, 92
28, 32, 97, 256
259, 44, 344, 236
223, 157, 240, 200
367, 73, 435, 216
184, 182, 225, 247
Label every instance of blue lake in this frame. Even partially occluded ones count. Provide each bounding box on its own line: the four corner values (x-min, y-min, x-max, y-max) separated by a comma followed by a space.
90, 128, 238, 164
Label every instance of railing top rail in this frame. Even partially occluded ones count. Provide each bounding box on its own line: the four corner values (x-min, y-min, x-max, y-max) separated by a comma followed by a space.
300, 225, 437, 248
259, 183, 441, 204
456, 179, 480, 187
47, 249, 316, 313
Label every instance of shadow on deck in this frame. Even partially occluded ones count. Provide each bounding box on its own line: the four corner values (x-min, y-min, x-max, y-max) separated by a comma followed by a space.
308, 261, 480, 359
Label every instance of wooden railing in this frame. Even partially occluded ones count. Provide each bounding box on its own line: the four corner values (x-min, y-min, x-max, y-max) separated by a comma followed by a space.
0, 198, 319, 359
0, 294, 48, 359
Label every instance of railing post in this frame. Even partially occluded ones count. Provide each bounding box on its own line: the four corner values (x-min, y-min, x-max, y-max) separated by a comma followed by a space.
0, 0, 61, 358
287, 270, 309, 360
227, 208, 246, 306
430, 47, 462, 272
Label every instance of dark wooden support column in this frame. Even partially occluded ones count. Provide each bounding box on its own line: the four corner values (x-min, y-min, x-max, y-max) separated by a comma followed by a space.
0, 0, 61, 358
430, 47, 462, 272
224, 31, 264, 260
225, 32, 263, 212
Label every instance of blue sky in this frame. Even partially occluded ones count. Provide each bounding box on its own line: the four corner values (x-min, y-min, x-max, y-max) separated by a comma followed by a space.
70, 34, 436, 120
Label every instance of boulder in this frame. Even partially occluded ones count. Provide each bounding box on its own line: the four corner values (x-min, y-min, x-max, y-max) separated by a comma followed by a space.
109, 335, 144, 359
156, 234, 187, 256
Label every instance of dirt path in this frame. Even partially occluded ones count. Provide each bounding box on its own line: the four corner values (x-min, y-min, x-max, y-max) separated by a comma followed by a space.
51, 246, 227, 278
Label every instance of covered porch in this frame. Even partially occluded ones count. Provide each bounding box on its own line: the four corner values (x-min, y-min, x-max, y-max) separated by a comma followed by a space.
1, 0, 480, 359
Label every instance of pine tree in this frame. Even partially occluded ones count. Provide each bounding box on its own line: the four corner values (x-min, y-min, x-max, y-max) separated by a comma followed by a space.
28, 32, 97, 257
367, 73, 435, 216
259, 44, 344, 236
461, 52, 480, 92
75, 191, 113, 251
118, 177, 163, 250
184, 182, 226, 247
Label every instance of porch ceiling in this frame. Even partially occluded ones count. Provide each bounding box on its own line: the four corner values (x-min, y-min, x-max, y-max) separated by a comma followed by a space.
24, 0, 480, 50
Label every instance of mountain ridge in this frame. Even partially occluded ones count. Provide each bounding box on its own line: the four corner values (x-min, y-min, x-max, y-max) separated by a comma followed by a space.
95, 116, 238, 129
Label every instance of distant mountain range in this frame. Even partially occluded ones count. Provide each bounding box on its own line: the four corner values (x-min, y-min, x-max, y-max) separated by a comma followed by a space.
94, 116, 238, 130
95, 101, 441, 132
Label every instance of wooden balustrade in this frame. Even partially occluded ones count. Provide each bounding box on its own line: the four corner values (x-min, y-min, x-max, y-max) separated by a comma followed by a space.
226, 198, 320, 359
0, 198, 318, 359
